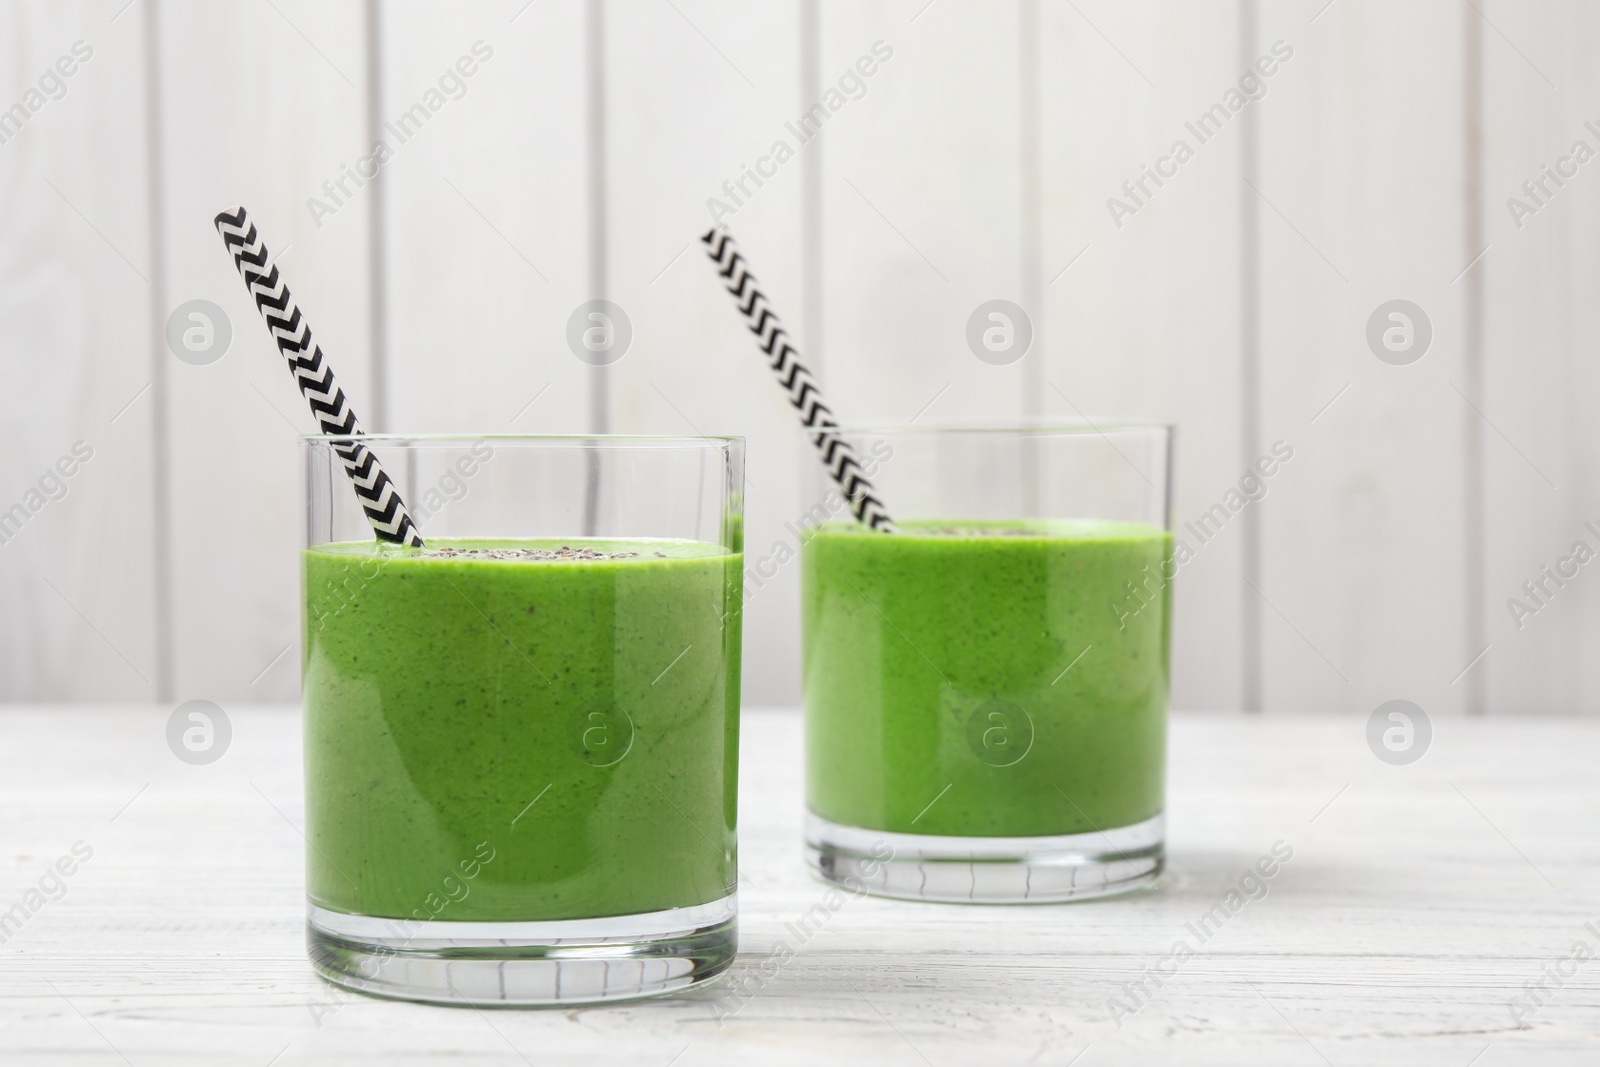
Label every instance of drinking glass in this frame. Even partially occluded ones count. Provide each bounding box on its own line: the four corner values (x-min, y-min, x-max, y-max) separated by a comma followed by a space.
801, 423, 1171, 903
301, 434, 744, 1004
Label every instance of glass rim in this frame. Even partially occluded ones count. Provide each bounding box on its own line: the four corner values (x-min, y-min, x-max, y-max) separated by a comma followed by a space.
301, 433, 744, 447
820, 418, 1174, 436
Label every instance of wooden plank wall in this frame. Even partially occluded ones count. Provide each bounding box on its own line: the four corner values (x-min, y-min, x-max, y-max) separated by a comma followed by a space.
1, 0, 1594, 716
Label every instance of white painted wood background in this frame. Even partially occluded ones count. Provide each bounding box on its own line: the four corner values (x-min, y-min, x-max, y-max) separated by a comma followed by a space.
2, 0, 1596, 715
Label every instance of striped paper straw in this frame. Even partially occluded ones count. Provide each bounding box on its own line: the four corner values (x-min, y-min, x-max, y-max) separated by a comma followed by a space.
701, 226, 895, 533
214, 207, 424, 548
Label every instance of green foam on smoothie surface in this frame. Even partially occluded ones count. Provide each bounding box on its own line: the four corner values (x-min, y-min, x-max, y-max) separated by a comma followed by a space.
802, 519, 1170, 837
302, 537, 742, 922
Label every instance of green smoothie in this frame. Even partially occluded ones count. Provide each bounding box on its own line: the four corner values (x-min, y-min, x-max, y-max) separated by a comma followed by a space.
802, 520, 1169, 838
302, 538, 741, 922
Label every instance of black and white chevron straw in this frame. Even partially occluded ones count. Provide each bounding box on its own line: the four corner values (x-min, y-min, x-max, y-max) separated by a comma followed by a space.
214, 207, 424, 547
701, 227, 895, 533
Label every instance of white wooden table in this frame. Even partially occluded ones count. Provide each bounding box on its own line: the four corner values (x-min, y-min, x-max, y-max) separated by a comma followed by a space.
1, 706, 1596, 1065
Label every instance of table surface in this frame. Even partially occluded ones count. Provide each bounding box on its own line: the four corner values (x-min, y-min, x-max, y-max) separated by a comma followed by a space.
0, 705, 1596, 1066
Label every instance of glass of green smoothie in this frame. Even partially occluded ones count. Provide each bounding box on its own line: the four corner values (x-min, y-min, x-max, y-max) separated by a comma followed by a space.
802, 423, 1172, 903
300, 434, 744, 1005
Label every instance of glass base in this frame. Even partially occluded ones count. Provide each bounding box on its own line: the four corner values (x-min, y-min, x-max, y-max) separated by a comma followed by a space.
306, 895, 737, 1006
806, 812, 1163, 904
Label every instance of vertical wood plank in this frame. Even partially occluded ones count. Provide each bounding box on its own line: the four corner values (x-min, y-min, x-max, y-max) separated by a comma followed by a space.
602, 0, 804, 706
0, 1, 159, 699
1477, 0, 1600, 714
1254, 1, 1471, 713
822, 0, 1024, 426
381, 1, 589, 437
1037, 0, 1248, 711
156, 0, 371, 704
